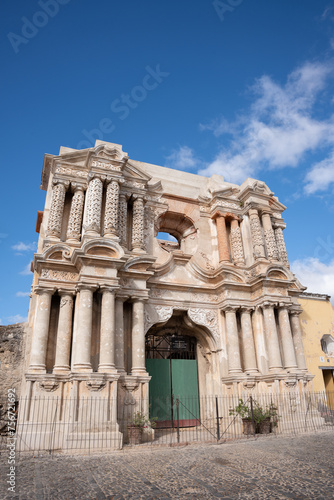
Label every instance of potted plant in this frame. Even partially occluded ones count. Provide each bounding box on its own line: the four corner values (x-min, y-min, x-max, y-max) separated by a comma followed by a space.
127, 410, 157, 445
230, 399, 279, 435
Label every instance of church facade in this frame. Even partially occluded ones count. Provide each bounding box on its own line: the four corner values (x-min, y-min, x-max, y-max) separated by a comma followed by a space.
20, 140, 313, 448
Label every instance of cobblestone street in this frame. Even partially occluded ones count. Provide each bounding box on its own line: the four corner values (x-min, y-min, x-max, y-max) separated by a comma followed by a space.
1, 431, 334, 499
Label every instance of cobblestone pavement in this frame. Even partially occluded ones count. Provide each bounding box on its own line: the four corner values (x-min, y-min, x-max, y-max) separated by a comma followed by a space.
1, 431, 334, 499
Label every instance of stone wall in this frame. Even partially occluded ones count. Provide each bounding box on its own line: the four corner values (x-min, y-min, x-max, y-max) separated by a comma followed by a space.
0, 323, 26, 401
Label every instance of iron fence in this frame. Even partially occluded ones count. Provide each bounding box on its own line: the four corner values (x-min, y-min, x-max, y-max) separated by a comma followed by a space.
0, 391, 333, 455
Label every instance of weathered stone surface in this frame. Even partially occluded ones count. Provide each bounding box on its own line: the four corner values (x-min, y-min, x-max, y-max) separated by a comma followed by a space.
0, 323, 26, 400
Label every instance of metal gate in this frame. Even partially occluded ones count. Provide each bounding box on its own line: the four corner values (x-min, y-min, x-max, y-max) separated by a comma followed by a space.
145, 334, 200, 427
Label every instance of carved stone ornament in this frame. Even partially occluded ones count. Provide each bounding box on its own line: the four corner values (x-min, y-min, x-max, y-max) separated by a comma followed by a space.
67, 187, 85, 241
285, 378, 297, 388
274, 227, 289, 267
39, 380, 59, 392
200, 252, 215, 270
118, 193, 128, 246
41, 269, 78, 281
132, 197, 145, 250
46, 182, 67, 238
249, 214, 265, 258
56, 166, 87, 178
86, 379, 106, 391
84, 177, 103, 233
230, 226, 245, 264
188, 308, 220, 345
91, 160, 121, 171
264, 228, 279, 260
211, 199, 240, 211
243, 380, 256, 389
144, 305, 174, 333
104, 180, 119, 234
121, 380, 139, 392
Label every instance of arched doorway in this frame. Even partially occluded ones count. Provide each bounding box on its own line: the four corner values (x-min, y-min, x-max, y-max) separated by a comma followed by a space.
145, 328, 200, 427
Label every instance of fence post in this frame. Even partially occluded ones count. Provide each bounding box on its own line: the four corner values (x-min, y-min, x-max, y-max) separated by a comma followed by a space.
215, 396, 220, 441
250, 396, 256, 437
176, 398, 180, 444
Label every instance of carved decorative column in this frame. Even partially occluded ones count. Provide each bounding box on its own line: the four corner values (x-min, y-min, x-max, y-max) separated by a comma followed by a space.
274, 222, 289, 268
98, 287, 116, 373
53, 291, 74, 373
262, 303, 283, 372
240, 307, 258, 373
72, 285, 96, 372
29, 289, 53, 373
278, 304, 298, 371
104, 179, 120, 238
249, 208, 266, 260
84, 176, 103, 236
66, 185, 85, 242
290, 310, 307, 372
230, 216, 245, 265
261, 211, 279, 262
212, 212, 230, 263
46, 181, 67, 239
131, 298, 147, 375
223, 306, 242, 374
132, 196, 145, 252
118, 193, 128, 247
115, 296, 127, 374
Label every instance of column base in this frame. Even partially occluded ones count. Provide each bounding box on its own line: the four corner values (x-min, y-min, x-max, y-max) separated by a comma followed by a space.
53, 366, 70, 374
28, 365, 46, 374
98, 364, 117, 374
72, 364, 93, 372
269, 367, 284, 373
228, 369, 243, 375
104, 233, 120, 241
285, 366, 300, 374
131, 368, 148, 376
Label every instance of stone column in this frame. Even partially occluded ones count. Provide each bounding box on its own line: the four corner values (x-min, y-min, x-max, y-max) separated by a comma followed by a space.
72, 285, 95, 372
84, 176, 103, 236
262, 303, 283, 372
230, 217, 245, 265
132, 196, 145, 252
29, 289, 53, 373
131, 298, 147, 375
278, 304, 298, 371
98, 287, 116, 373
224, 307, 242, 374
261, 211, 279, 262
66, 185, 85, 242
115, 297, 127, 374
118, 193, 128, 247
240, 307, 258, 373
104, 179, 120, 238
46, 181, 67, 239
212, 212, 230, 263
53, 291, 74, 373
290, 310, 308, 372
249, 208, 266, 260
274, 223, 289, 268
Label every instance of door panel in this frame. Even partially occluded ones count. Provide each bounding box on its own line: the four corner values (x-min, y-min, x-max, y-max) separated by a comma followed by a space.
146, 359, 172, 422
171, 359, 200, 423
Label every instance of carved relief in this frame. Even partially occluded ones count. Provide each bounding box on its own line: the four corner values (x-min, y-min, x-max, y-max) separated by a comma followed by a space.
249, 214, 265, 259
84, 177, 103, 233
275, 227, 289, 267
104, 180, 119, 235
264, 228, 279, 261
46, 182, 67, 238
66, 187, 84, 241
118, 193, 127, 247
188, 308, 220, 345
200, 252, 215, 270
41, 269, 78, 281
230, 226, 245, 264
211, 200, 239, 211
144, 305, 174, 333
56, 167, 87, 178
91, 160, 121, 171
132, 197, 145, 251
39, 380, 59, 392
86, 379, 106, 391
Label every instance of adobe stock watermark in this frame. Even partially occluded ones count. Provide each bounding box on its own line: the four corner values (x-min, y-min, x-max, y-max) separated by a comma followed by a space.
213, 0, 244, 22
7, 389, 17, 494
314, 235, 334, 260
7, 0, 71, 54
77, 65, 169, 149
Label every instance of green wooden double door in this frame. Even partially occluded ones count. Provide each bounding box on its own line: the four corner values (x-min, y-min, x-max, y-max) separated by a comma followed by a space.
146, 358, 200, 427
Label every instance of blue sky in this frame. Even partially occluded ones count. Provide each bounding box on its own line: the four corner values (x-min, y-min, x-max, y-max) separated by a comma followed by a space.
1, 0, 334, 324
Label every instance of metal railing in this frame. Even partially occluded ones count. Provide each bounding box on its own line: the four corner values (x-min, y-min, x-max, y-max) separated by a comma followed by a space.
0, 391, 333, 455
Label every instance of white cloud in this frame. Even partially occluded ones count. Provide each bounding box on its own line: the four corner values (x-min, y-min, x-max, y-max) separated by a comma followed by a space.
165, 146, 198, 170
304, 152, 334, 194
291, 257, 334, 305
6, 314, 27, 324
199, 61, 334, 189
16, 291, 30, 297
19, 263, 32, 275
12, 242, 37, 252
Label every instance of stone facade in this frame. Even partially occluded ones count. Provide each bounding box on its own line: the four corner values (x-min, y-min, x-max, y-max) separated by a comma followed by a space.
20, 140, 314, 449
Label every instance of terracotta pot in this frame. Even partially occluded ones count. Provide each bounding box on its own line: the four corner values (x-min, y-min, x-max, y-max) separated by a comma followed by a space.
258, 418, 271, 434
242, 418, 256, 435
127, 426, 143, 445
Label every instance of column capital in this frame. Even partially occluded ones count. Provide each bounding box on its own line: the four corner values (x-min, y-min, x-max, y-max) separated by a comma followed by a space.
289, 308, 302, 317
211, 210, 226, 220
130, 295, 148, 303
52, 178, 69, 189
71, 182, 85, 193
99, 285, 118, 294
34, 286, 56, 296
115, 294, 129, 302
75, 283, 98, 293
57, 288, 76, 297
248, 208, 259, 217
261, 301, 278, 310
221, 304, 239, 313
278, 302, 290, 310
240, 306, 254, 314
